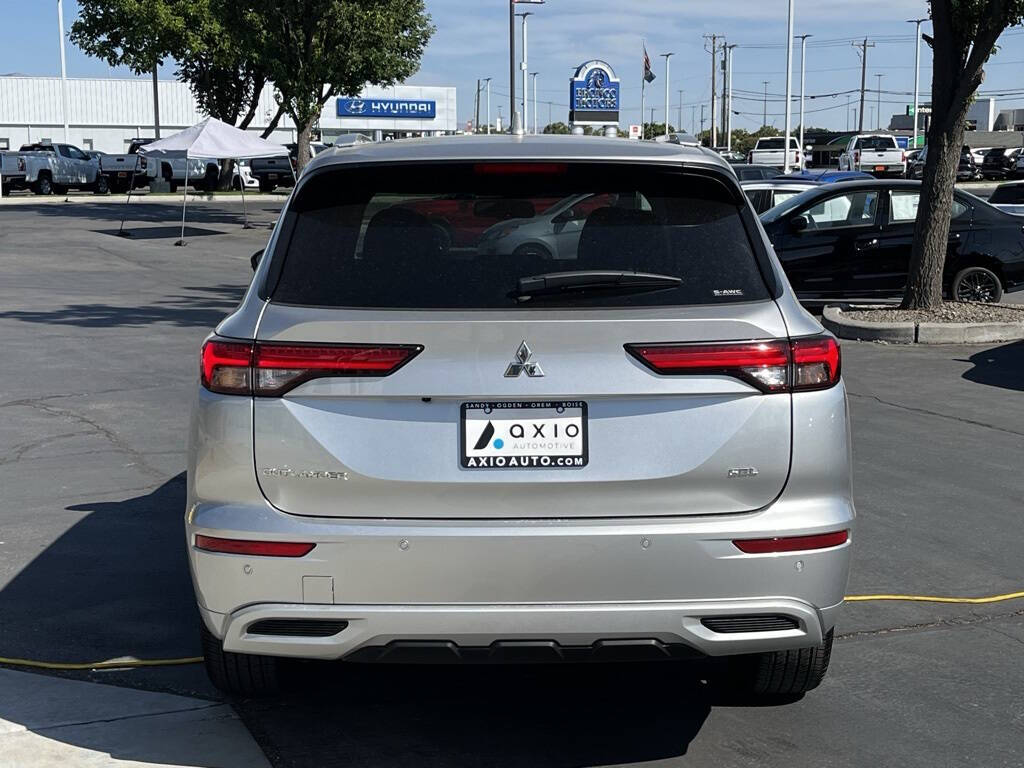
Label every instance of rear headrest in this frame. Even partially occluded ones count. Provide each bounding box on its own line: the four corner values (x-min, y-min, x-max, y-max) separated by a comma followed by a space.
577, 207, 667, 269
362, 206, 441, 262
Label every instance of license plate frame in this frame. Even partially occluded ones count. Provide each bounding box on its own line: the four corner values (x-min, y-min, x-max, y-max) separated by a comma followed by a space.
460, 400, 588, 470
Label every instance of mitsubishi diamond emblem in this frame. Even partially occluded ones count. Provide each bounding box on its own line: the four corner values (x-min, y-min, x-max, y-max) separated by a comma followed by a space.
504, 341, 544, 378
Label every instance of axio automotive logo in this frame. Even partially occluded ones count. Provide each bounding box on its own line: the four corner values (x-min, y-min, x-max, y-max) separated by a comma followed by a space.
504, 341, 544, 378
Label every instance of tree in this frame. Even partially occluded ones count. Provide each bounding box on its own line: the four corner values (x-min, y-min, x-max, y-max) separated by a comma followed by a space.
902, 1, 1024, 309
643, 123, 675, 140
71, 0, 190, 76
542, 122, 571, 134
240, 0, 434, 171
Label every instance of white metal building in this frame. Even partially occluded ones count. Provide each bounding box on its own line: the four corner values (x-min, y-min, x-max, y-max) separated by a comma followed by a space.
0, 76, 457, 153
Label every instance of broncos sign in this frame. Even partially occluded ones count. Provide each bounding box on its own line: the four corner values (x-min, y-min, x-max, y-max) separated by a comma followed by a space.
569, 60, 621, 126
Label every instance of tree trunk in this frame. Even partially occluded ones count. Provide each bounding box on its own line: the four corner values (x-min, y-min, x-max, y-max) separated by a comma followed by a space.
260, 104, 286, 139
217, 158, 235, 191
295, 121, 313, 173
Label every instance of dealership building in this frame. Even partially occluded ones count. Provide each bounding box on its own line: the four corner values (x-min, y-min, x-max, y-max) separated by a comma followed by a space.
0, 76, 457, 153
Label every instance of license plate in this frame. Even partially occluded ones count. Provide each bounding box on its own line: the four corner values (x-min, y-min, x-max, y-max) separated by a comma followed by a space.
268, 173, 278, 180
117, 172, 128, 177
874, 165, 886, 171
461, 401, 588, 469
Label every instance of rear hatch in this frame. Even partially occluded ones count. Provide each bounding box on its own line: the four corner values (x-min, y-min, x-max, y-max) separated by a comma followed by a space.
251, 160, 792, 519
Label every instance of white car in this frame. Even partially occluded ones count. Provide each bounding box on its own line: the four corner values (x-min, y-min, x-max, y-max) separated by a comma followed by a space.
232, 161, 259, 191
478, 193, 620, 259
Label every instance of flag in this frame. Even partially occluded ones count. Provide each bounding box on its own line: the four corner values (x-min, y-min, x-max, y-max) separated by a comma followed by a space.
643, 43, 656, 83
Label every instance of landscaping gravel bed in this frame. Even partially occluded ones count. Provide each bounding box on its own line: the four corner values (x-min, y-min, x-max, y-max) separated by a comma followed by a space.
841, 302, 1024, 324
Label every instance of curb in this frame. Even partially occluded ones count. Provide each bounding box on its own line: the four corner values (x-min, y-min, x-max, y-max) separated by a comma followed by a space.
822, 305, 1024, 344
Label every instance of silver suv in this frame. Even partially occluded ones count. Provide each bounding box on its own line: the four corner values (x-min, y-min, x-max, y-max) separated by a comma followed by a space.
188, 135, 853, 696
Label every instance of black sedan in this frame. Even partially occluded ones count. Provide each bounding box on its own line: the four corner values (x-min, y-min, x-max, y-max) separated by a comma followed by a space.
906, 145, 978, 181
760, 180, 1024, 303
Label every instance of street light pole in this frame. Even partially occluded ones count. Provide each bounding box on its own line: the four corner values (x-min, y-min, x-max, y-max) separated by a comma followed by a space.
762, 81, 769, 127
516, 12, 533, 133
725, 44, 736, 152
483, 77, 492, 134
908, 18, 926, 148
661, 53, 673, 138
56, 0, 70, 144
797, 34, 811, 167
783, 0, 795, 173
530, 72, 539, 134
508, 1, 516, 129
875, 73, 884, 130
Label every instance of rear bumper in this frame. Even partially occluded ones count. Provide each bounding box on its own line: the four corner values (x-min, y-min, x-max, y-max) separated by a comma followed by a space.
201, 597, 843, 661
187, 497, 854, 659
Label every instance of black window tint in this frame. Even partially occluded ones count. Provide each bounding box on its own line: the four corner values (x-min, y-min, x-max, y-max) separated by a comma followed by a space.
758, 138, 785, 150
270, 163, 770, 309
854, 136, 898, 150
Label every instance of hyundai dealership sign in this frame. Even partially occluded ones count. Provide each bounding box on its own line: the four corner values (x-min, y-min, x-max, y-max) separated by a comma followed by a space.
569, 60, 620, 126
336, 97, 436, 119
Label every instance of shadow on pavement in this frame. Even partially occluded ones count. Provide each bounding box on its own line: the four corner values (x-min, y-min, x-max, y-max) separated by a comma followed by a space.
0, 284, 245, 328
95, 225, 226, 240
0, 474, 198, 664
960, 340, 1024, 392
4, 201, 281, 228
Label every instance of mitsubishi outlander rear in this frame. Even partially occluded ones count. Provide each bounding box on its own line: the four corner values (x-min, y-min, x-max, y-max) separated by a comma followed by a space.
187, 135, 853, 696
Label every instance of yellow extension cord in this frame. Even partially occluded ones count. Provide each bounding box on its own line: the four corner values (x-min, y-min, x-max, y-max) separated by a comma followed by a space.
0, 591, 1021, 671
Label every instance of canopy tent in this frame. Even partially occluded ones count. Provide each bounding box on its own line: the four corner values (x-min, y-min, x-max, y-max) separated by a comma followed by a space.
122, 117, 289, 244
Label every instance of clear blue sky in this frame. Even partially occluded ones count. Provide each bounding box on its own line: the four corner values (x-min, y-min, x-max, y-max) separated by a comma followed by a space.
3, 0, 1023, 132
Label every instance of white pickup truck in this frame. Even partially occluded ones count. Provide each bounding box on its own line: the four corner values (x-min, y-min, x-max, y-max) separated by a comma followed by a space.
102, 139, 219, 192
746, 136, 804, 171
838, 134, 906, 177
3, 143, 108, 195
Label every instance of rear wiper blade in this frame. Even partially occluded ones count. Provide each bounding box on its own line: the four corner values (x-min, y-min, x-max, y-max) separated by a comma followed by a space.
513, 270, 681, 302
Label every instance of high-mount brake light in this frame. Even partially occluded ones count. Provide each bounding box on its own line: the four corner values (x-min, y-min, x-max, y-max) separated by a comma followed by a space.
474, 163, 567, 175
195, 535, 315, 557
625, 335, 840, 393
733, 530, 849, 554
200, 339, 422, 396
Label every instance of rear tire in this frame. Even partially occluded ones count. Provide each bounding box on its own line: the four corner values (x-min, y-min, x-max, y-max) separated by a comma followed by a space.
730, 629, 833, 696
93, 176, 109, 195
200, 622, 280, 696
258, 179, 274, 193
952, 266, 1003, 304
32, 175, 53, 195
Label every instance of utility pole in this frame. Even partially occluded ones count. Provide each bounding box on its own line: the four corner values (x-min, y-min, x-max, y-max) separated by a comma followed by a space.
678, 90, 684, 134
783, 0, 794, 173
516, 12, 533, 133
704, 34, 720, 147
691, 105, 696, 135
908, 18, 927, 148
531, 72, 539, 134
762, 81, 770, 127
853, 38, 875, 134
661, 53, 673, 138
797, 35, 811, 166
483, 77, 492, 134
509, 1, 516, 127
875, 73, 884, 130
700, 104, 706, 138
725, 44, 736, 152
56, 0, 70, 144
474, 78, 481, 133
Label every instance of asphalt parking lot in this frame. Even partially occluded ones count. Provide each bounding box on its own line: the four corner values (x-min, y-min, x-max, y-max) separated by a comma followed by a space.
1, 197, 1022, 767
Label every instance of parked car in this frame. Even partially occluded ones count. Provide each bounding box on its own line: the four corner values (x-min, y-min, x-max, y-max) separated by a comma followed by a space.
190, 135, 852, 697
971, 147, 993, 166
988, 181, 1024, 216
980, 147, 1022, 180
734, 164, 784, 181
0, 151, 26, 194
231, 160, 260, 191
477, 193, 619, 257
837, 134, 906, 177
10, 143, 108, 195
906, 145, 979, 181
789, 170, 874, 183
760, 179, 1024, 303
250, 141, 331, 192
740, 179, 820, 215
747, 136, 804, 170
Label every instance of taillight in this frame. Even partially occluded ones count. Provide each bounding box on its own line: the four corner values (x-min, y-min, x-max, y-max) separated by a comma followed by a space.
790, 335, 841, 390
200, 338, 422, 396
854, 150, 860, 164
625, 335, 840, 393
733, 529, 848, 554
139, 156, 147, 170
901, 151, 906, 163
474, 163, 567, 175
195, 535, 315, 557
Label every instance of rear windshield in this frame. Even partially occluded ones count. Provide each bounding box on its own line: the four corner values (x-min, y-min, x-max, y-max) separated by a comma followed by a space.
854, 136, 898, 150
756, 138, 789, 150
267, 162, 770, 309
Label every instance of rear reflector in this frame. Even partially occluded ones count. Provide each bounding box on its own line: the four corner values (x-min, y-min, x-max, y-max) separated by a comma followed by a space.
195, 535, 316, 557
200, 338, 422, 396
625, 335, 840, 393
733, 530, 849, 554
